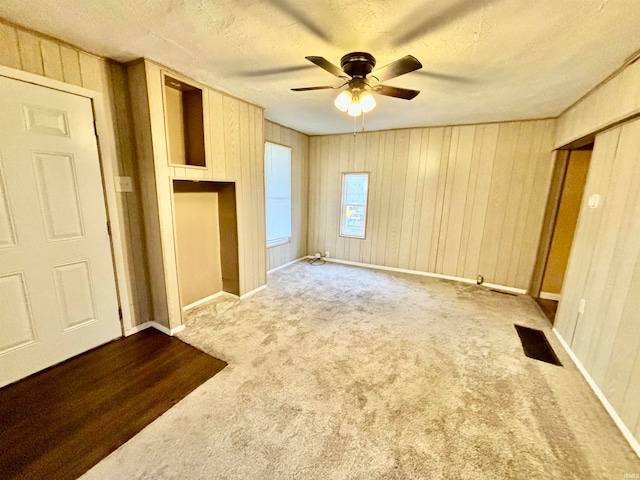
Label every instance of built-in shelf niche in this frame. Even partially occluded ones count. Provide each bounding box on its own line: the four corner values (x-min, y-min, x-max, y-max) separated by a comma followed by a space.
173, 180, 240, 307
164, 75, 206, 167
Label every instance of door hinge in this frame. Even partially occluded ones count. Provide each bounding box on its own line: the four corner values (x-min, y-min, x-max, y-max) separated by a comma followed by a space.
93, 120, 99, 138
107, 221, 112, 236
118, 307, 123, 320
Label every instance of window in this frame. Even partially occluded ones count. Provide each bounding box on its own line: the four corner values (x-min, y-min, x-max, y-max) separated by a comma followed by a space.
264, 142, 291, 247
340, 173, 369, 239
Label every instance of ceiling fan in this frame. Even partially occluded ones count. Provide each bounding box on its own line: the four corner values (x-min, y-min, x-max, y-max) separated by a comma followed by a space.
291, 52, 422, 116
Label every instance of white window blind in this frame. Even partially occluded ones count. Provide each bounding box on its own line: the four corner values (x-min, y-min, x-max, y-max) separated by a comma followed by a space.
340, 173, 369, 239
264, 142, 292, 247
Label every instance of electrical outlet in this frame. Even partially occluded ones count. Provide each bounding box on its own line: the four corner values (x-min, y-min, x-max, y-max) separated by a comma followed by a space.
325, 251, 330, 258
578, 298, 586, 314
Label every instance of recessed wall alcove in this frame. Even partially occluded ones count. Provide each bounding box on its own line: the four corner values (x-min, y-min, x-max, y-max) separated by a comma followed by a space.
173, 180, 240, 306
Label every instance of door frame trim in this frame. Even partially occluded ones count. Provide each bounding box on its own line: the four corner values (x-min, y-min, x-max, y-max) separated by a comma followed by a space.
529, 149, 569, 298
0, 64, 133, 334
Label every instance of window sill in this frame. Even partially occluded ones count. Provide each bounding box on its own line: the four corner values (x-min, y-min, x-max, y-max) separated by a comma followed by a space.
267, 238, 291, 249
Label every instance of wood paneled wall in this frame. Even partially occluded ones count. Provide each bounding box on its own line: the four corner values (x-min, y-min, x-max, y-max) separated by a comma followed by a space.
556, 62, 640, 441
555, 118, 640, 442
128, 60, 266, 328
308, 120, 556, 290
553, 58, 640, 447
264, 121, 309, 271
208, 88, 266, 297
556, 59, 640, 148
0, 19, 150, 327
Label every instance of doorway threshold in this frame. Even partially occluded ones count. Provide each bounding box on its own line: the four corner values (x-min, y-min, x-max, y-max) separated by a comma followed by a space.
535, 297, 559, 323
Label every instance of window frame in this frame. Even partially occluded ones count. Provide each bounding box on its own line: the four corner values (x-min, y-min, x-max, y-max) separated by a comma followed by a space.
339, 172, 370, 240
264, 141, 292, 248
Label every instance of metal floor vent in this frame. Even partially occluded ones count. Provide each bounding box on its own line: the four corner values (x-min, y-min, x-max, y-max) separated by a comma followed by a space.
514, 324, 562, 366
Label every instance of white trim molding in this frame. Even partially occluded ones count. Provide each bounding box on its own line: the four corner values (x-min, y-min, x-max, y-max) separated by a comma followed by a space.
182, 291, 226, 311
240, 284, 267, 300
176, 285, 268, 314
124, 321, 186, 337
553, 328, 640, 458
266, 237, 291, 249
540, 291, 562, 301
317, 257, 527, 295
267, 256, 307, 274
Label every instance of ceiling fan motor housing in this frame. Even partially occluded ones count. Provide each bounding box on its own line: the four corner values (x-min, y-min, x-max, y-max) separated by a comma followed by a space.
293, 52, 420, 102
340, 52, 376, 78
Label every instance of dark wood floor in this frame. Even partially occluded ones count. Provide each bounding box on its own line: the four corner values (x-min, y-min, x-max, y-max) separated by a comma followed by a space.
0, 328, 226, 480
536, 297, 559, 323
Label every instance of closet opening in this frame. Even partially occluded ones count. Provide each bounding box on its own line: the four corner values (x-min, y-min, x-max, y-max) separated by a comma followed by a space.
173, 180, 240, 311
530, 141, 593, 323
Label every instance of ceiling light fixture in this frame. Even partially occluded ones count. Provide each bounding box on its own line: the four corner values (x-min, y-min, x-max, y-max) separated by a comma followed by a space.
334, 84, 376, 117
334, 90, 352, 112
292, 52, 422, 121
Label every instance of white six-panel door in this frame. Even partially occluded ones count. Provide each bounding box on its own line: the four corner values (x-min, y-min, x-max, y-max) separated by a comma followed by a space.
0, 76, 121, 387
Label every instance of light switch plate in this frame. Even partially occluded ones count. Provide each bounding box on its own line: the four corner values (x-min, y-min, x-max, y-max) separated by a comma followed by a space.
588, 194, 600, 209
114, 176, 133, 193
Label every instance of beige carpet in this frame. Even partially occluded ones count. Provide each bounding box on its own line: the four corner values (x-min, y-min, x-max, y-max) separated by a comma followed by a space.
83, 261, 640, 479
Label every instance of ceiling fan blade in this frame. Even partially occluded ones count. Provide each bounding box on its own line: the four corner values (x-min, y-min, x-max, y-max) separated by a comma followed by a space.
306, 56, 349, 78
291, 85, 343, 91
264, 0, 331, 42
390, 0, 496, 46
369, 55, 422, 83
237, 65, 316, 77
371, 85, 420, 100
414, 70, 473, 83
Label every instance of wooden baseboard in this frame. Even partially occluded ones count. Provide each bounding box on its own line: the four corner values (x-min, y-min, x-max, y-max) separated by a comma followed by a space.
267, 256, 307, 274
315, 256, 527, 295
240, 285, 267, 300
182, 291, 226, 311
553, 328, 640, 458
176, 285, 267, 308
124, 321, 185, 337
123, 322, 151, 337
540, 291, 562, 301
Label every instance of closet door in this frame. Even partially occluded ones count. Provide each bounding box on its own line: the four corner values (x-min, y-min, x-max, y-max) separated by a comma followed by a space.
0, 75, 121, 387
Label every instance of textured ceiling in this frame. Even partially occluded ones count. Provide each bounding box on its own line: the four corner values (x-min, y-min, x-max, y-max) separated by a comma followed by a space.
1, 0, 639, 135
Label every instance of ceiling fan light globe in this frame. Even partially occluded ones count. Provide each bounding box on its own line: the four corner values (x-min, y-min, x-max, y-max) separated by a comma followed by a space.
359, 91, 376, 113
334, 90, 352, 112
347, 101, 362, 117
